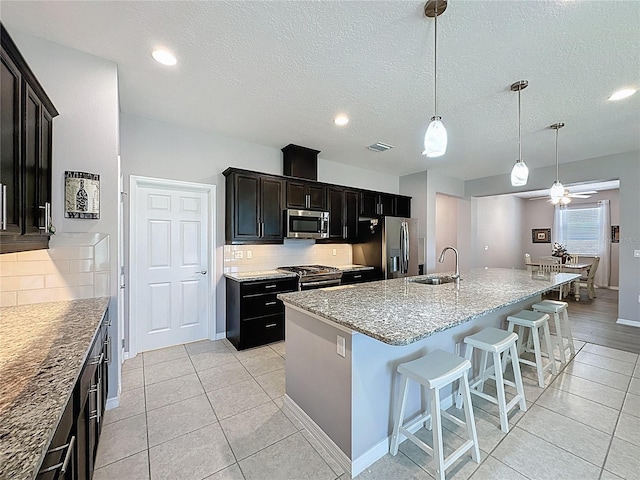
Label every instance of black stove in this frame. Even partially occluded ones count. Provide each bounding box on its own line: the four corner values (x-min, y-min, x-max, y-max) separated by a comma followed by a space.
277, 265, 343, 290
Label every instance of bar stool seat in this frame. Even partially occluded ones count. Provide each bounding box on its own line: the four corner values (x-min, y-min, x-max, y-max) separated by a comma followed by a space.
532, 299, 575, 366
390, 349, 480, 480
504, 310, 558, 388
457, 327, 527, 433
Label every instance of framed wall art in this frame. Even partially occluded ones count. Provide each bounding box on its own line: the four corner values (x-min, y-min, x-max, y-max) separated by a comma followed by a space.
611, 225, 620, 243
532, 228, 551, 244
65, 171, 100, 219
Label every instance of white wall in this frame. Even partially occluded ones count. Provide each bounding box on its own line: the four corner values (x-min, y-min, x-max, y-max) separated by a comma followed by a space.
400, 170, 469, 273
435, 194, 458, 273
7, 28, 121, 396
465, 151, 640, 323
472, 195, 525, 269
120, 112, 400, 340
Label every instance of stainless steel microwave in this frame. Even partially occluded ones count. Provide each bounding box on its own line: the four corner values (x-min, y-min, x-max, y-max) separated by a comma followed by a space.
285, 209, 329, 239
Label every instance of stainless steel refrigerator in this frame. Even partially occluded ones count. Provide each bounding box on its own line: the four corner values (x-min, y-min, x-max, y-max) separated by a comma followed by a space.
352, 217, 419, 279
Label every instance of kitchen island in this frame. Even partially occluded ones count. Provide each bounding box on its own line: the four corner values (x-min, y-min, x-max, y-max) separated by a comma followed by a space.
278, 268, 579, 478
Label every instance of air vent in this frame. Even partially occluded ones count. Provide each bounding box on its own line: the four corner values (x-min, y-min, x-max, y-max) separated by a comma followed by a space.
367, 142, 394, 152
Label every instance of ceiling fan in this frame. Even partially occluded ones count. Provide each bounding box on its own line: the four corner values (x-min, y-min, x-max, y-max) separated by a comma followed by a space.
529, 189, 597, 203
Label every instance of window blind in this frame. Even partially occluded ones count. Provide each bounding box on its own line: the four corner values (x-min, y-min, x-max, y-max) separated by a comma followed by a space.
565, 206, 600, 255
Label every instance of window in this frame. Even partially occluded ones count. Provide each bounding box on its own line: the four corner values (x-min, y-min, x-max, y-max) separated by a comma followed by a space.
564, 206, 601, 255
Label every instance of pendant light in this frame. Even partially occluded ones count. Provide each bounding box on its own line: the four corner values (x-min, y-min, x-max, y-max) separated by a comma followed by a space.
422, 0, 448, 158
510, 80, 529, 186
549, 122, 566, 204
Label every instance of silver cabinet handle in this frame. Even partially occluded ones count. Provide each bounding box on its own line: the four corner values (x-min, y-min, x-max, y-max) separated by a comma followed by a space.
1, 184, 6, 230
265, 284, 277, 289
104, 336, 111, 364
353, 275, 362, 279
265, 301, 277, 306
39, 436, 76, 474
265, 323, 277, 328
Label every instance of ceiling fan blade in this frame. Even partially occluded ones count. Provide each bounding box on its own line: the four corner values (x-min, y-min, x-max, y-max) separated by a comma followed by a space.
568, 193, 591, 198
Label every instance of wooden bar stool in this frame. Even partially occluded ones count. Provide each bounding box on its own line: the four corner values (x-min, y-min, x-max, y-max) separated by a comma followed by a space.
457, 327, 527, 433
390, 349, 480, 480
532, 299, 575, 366
503, 310, 557, 388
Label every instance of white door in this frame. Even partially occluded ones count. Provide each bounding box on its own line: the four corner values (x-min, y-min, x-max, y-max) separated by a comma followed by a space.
132, 179, 212, 352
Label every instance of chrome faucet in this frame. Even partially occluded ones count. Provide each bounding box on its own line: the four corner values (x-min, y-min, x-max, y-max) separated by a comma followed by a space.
438, 246, 460, 279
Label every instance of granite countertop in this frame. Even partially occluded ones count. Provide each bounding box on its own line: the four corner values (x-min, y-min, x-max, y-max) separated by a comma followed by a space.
0, 297, 110, 480
224, 270, 297, 282
278, 268, 580, 346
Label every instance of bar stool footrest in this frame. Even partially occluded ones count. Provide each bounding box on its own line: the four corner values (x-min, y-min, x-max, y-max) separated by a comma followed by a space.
443, 440, 475, 471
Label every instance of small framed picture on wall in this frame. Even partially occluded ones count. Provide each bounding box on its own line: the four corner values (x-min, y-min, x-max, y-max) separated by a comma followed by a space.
65, 171, 100, 219
611, 225, 620, 243
532, 228, 551, 243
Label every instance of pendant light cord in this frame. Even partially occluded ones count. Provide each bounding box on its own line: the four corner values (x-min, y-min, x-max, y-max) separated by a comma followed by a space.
517, 88, 522, 163
434, 0, 438, 117
555, 127, 559, 182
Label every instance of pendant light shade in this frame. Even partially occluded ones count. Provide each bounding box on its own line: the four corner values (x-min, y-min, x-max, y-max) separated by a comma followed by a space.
511, 161, 530, 187
423, 0, 448, 157
423, 116, 448, 157
549, 122, 566, 203
510, 80, 529, 186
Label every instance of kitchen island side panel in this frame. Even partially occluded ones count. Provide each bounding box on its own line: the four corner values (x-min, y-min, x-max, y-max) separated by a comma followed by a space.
350, 295, 540, 461
285, 306, 353, 457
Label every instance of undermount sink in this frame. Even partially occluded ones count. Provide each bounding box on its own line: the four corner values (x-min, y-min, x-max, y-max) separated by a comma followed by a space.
411, 276, 459, 285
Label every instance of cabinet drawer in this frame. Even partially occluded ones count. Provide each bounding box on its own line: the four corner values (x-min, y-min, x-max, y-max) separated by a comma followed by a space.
37, 397, 75, 480
342, 269, 379, 285
241, 314, 284, 347
242, 294, 283, 319
241, 278, 297, 296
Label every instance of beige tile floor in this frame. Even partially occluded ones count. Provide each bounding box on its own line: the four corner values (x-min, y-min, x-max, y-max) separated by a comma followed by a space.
95, 338, 640, 480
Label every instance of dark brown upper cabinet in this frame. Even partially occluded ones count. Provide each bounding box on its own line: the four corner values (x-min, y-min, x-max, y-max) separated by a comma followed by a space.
282, 144, 319, 181
1, 23, 58, 254
325, 186, 359, 242
360, 191, 403, 217
285, 180, 326, 210
224, 168, 284, 244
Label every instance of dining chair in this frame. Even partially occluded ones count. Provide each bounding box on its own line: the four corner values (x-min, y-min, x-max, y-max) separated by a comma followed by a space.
578, 256, 600, 300
540, 256, 564, 299
566, 255, 578, 265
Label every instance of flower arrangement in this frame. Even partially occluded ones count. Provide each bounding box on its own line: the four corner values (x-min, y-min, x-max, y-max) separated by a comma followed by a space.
551, 242, 571, 263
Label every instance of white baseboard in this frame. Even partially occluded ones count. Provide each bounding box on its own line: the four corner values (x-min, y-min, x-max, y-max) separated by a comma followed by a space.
214, 331, 227, 340
105, 397, 120, 410
617, 318, 640, 328
284, 393, 456, 478
284, 395, 353, 477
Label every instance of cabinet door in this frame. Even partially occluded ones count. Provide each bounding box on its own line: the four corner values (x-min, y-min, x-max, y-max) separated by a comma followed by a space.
307, 184, 326, 210
360, 191, 378, 217
23, 83, 42, 236
379, 194, 395, 217
260, 177, 283, 240
0, 49, 22, 235
39, 109, 53, 211
232, 173, 260, 241
395, 196, 411, 218
285, 181, 306, 209
344, 189, 359, 242
326, 187, 344, 239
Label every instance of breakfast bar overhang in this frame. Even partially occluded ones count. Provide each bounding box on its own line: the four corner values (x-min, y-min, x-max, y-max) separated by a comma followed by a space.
278, 268, 580, 478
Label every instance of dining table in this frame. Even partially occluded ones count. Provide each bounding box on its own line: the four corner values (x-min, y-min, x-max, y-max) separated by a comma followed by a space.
525, 262, 591, 301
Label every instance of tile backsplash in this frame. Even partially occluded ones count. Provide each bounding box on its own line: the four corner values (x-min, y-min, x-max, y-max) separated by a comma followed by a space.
0, 233, 110, 307
223, 240, 352, 273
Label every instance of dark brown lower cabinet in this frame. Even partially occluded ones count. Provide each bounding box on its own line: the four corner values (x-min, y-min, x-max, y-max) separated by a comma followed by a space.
226, 277, 298, 350
341, 269, 381, 285
37, 397, 76, 480
37, 310, 109, 480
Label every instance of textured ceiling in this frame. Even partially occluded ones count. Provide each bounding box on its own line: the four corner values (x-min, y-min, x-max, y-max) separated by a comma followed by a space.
2, 1, 639, 180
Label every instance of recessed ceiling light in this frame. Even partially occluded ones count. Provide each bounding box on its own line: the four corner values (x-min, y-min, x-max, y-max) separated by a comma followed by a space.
152, 49, 177, 66
333, 115, 349, 126
608, 88, 636, 101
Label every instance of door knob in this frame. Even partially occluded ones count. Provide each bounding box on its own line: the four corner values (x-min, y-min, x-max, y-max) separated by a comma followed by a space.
198, 270, 207, 275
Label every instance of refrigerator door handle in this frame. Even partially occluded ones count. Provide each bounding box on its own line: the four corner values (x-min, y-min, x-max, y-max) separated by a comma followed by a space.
400, 221, 409, 274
